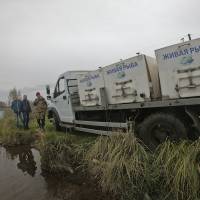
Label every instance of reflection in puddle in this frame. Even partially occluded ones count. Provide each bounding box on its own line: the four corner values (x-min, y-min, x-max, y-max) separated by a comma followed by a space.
6, 146, 37, 177
0, 145, 110, 200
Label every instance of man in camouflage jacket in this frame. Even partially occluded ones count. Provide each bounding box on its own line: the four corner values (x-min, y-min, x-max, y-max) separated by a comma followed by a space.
33, 92, 47, 130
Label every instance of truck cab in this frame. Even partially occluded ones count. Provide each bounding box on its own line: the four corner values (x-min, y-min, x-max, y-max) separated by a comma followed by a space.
47, 71, 90, 128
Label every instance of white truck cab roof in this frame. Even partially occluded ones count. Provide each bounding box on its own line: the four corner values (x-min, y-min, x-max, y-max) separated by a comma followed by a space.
59, 70, 91, 79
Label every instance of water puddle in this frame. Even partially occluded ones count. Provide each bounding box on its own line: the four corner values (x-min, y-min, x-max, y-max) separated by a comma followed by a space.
0, 145, 110, 200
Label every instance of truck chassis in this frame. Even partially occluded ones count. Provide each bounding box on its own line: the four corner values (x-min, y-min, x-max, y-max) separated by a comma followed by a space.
48, 87, 200, 148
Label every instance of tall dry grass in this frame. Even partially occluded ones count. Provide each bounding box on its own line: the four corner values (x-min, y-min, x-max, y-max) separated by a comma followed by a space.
86, 133, 200, 200
152, 140, 200, 200
86, 133, 150, 199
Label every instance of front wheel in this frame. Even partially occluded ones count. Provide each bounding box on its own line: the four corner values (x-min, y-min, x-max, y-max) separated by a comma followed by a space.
53, 113, 61, 131
138, 113, 187, 150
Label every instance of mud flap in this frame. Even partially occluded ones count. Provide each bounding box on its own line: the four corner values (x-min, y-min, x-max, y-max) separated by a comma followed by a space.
185, 107, 200, 138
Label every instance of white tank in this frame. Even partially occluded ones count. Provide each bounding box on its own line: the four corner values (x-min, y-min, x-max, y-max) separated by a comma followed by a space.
155, 38, 200, 99
78, 54, 161, 106
102, 54, 161, 104
78, 70, 104, 106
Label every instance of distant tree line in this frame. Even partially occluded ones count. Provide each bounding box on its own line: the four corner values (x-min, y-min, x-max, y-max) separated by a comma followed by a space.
0, 88, 22, 107
8, 88, 21, 105
0, 101, 7, 107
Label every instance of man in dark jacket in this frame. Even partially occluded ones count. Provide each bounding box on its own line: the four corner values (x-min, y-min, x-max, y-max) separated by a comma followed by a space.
11, 96, 23, 128
22, 95, 32, 129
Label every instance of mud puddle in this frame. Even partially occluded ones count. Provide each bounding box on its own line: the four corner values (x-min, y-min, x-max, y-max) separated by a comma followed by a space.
0, 145, 110, 200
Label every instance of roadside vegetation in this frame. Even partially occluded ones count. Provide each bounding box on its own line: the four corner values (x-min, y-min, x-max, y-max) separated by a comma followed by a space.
39, 131, 95, 174
0, 108, 200, 200
86, 135, 200, 200
0, 109, 35, 146
86, 133, 150, 199
152, 140, 200, 200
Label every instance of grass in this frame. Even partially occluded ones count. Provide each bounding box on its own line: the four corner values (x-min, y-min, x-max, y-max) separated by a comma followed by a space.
39, 117, 96, 174
39, 132, 75, 173
86, 134, 200, 200
0, 109, 35, 146
0, 108, 96, 174
37, 131, 94, 174
1, 109, 200, 200
152, 140, 200, 200
0, 108, 95, 145
86, 133, 150, 199
38, 130, 96, 174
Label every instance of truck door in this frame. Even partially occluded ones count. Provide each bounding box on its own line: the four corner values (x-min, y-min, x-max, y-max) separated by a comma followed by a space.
53, 77, 74, 123
66, 79, 80, 107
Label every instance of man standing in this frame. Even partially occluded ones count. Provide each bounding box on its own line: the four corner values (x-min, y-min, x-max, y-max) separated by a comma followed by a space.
11, 96, 23, 128
33, 92, 47, 131
22, 95, 32, 129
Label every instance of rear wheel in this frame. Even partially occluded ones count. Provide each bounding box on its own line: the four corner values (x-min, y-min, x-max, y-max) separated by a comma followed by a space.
138, 113, 187, 150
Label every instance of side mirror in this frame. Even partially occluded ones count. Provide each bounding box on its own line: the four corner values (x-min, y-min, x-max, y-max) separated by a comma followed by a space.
53, 92, 57, 98
47, 95, 51, 100
46, 85, 50, 95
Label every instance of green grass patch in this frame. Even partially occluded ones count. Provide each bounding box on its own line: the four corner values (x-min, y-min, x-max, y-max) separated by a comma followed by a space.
39, 132, 75, 173
0, 109, 35, 146
39, 131, 95, 174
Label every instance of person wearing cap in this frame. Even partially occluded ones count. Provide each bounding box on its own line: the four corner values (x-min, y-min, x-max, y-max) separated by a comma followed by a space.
11, 95, 23, 128
22, 95, 32, 129
33, 92, 47, 130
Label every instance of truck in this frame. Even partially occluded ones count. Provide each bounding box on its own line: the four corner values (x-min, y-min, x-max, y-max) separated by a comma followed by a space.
46, 36, 200, 149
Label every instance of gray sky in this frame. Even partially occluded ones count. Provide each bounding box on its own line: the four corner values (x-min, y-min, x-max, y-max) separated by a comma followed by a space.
0, 0, 200, 94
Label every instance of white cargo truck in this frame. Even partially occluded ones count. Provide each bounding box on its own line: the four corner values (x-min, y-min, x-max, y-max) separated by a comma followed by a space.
46, 37, 200, 149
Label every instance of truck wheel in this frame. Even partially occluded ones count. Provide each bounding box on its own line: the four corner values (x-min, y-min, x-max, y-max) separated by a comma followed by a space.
53, 113, 61, 131
138, 113, 187, 150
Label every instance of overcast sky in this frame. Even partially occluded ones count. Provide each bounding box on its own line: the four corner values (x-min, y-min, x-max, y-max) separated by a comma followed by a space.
0, 0, 199, 93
